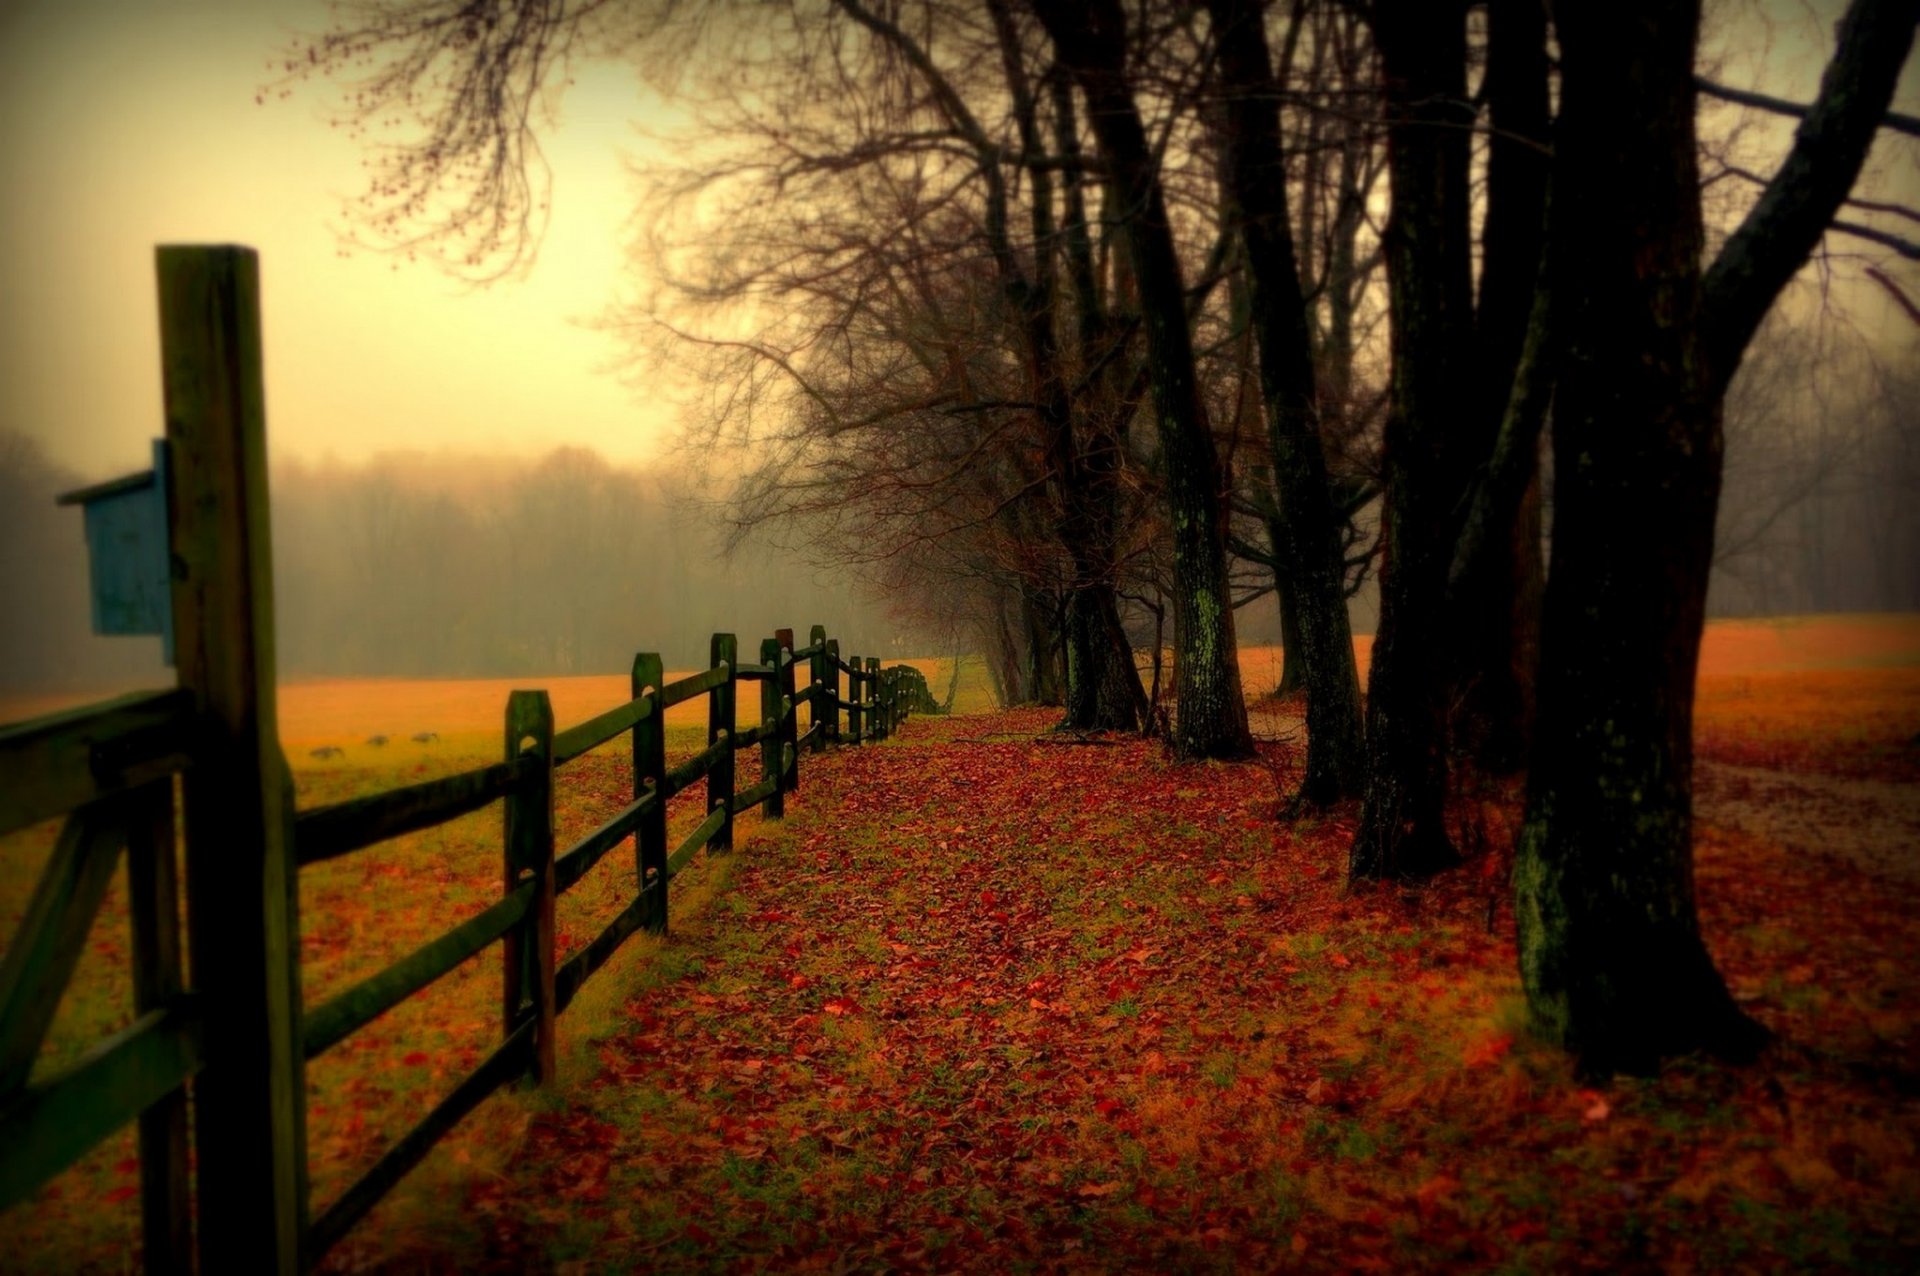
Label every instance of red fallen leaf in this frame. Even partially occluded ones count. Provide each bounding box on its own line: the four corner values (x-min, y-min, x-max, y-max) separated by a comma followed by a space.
824, 998, 856, 1016
1463, 1033, 1513, 1067
1328, 952, 1352, 968
1076, 1180, 1123, 1198
114, 1157, 140, 1175
788, 974, 811, 989
980, 890, 998, 907
1579, 1090, 1611, 1123
402, 1050, 431, 1067
104, 1184, 139, 1204
1413, 1174, 1459, 1213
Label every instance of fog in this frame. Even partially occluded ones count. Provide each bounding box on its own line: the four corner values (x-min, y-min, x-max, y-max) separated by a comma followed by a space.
5, 319, 1917, 702
0, 436, 905, 696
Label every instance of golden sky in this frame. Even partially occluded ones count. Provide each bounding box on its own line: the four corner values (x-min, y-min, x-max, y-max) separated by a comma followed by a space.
0, 0, 1913, 483
0, 0, 686, 479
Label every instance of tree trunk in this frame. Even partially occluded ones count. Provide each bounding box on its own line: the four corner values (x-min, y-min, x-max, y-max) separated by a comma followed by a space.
1270, 521, 1306, 696
1350, 0, 1474, 879
1037, 0, 1254, 759
1207, 0, 1365, 802
1516, 0, 1915, 1072
1448, 0, 1551, 773
1020, 586, 1064, 706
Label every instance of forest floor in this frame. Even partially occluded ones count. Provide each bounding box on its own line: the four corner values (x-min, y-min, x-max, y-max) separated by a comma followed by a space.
1, 617, 1916, 1272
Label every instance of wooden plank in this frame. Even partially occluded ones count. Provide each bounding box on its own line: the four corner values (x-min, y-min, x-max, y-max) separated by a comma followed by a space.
502, 692, 556, 1085
552, 791, 658, 897
660, 662, 729, 709
662, 736, 728, 800
708, 635, 738, 855
632, 654, 669, 935
551, 691, 656, 766
126, 779, 191, 1272
731, 663, 776, 680
0, 800, 128, 1095
668, 806, 728, 878
552, 884, 656, 1014
161, 245, 308, 1271
306, 1020, 534, 1264
796, 721, 824, 752
302, 882, 534, 1060
0, 1005, 203, 1212
728, 776, 779, 816
731, 721, 776, 750
0, 688, 192, 838
294, 758, 527, 866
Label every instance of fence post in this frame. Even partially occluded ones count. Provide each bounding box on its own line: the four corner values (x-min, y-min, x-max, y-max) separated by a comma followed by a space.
632, 653, 668, 933
126, 777, 190, 1273
868, 658, 884, 740
847, 654, 863, 744
776, 628, 799, 793
503, 691, 556, 1085
759, 637, 786, 819
159, 245, 308, 1274
808, 625, 828, 755
709, 634, 738, 853
824, 638, 842, 747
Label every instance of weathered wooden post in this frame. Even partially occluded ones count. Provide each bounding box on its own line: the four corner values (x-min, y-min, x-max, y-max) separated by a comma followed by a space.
631, 653, 668, 933
708, 634, 738, 853
808, 625, 829, 755
503, 691, 556, 1084
847, 654, 863, 744
759, 637, 786, 819
824, 637, 843, 747
775, 628, 799, 793
867, 658, 884, 740
159, 245, 308, 1273
126, 777, 190, 1272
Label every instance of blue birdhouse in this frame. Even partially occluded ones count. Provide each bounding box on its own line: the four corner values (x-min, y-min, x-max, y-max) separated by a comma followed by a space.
56, 439, 175, 664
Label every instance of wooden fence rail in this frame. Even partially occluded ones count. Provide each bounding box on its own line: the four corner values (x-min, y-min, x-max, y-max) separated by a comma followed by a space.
0, 245, 934, 1273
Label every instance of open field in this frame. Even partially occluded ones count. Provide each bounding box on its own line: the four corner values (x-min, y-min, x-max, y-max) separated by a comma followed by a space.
0, 614, 1915, 1270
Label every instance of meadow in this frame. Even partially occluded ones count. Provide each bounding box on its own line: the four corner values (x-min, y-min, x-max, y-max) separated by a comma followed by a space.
0, 615, 1915, 1271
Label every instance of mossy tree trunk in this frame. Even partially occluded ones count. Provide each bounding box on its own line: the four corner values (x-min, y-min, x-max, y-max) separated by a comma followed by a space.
1518, 0, 1916, 1072
1207, 0, 1365, 802
1037, 0, 1254, 759
1351, 0, 1475, 879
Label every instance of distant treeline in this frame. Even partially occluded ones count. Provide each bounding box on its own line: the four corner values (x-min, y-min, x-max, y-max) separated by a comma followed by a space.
0, 437, 905, 693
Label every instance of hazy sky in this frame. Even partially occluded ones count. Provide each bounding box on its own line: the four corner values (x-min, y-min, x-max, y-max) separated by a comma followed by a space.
0, 0, 687, 479
1, 0, 1914, 482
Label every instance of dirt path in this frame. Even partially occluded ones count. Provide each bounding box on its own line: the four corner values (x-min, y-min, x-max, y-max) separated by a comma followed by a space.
1697, 760, 1920, 886
321, 710, 1920, 1273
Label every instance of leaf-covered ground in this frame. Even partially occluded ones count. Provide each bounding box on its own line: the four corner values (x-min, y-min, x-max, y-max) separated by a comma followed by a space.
353, 693, 1917, 1270
2, 619, 1917, 1272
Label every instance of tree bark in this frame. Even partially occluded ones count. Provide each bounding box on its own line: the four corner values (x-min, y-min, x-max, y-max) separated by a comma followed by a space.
1350, 0, 1475, 879
1207, 0, 1365, 802
1448, 0, 1551, 772
1516, 0, 1916, 1073
1036, 0, 1254, 759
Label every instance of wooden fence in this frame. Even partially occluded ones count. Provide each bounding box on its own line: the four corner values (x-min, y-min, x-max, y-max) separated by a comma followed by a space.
0, 246, 935, 1272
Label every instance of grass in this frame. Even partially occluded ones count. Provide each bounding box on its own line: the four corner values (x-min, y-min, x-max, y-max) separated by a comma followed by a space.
1, 615, 1916, 1270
